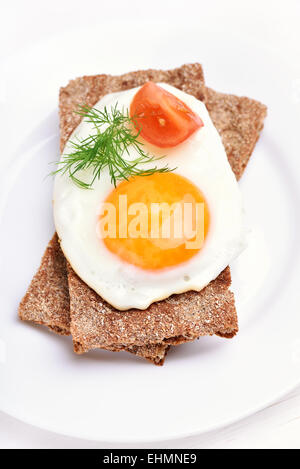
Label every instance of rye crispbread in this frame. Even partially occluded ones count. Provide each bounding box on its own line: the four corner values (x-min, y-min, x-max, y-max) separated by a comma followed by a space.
61, 65, 267, 355
18, 233, 70, 336
19, 64, 267, 364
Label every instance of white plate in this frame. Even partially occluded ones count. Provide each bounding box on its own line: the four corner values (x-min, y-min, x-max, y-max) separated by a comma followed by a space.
0, 22, 300, 443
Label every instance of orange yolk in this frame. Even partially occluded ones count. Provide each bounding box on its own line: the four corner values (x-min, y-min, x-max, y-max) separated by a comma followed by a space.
98, 173, 210, 270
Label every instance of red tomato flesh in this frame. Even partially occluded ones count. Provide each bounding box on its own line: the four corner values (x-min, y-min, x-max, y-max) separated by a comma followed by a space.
130, 82, 203, 148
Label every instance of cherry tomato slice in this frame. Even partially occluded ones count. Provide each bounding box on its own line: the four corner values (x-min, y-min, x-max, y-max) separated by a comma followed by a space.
130, 82, 203, 148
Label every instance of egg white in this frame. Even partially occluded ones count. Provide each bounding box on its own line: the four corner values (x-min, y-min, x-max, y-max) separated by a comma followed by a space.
53, 84, 246, 310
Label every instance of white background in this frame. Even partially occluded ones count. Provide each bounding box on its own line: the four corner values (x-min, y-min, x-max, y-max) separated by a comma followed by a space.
1, 0, 300, 449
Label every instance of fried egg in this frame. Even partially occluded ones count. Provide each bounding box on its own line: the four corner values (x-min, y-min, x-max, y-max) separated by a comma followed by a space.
53, 84, 246, 310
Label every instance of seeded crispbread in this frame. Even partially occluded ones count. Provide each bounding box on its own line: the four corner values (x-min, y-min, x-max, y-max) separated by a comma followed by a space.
19, 63, 267, 364
61, 65, 266, 355
68, 263, 236, 353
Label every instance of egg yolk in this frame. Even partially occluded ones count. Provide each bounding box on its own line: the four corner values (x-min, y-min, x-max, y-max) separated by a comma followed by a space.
98, 173, 210, 270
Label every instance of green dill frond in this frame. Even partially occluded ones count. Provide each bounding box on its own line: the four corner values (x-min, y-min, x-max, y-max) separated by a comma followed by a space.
52, 103, 174, 189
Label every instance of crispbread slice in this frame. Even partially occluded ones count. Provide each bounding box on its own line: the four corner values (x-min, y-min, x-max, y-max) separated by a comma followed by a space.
62, 67, 267, 355
18, 234, 169, 365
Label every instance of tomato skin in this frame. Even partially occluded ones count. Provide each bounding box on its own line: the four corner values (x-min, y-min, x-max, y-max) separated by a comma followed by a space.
130, 82, 203, 148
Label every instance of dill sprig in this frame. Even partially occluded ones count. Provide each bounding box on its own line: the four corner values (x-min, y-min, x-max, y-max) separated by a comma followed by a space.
52, 104, 175, 189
